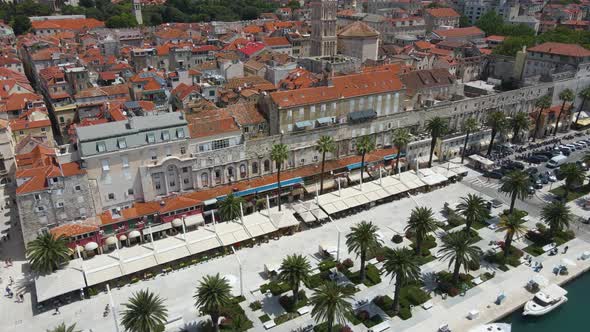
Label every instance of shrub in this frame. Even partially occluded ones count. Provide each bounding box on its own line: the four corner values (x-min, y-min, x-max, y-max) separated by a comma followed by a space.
260, 281, 291, 296
249, 301, 262, 311
258, 314, 270, 323
342, 258, 354, 269
467, 259, 480, 271
398, 306, 412, 320
318, 259, 337, 271
306, 273, 324, 289
356, 310, 370, 321
279, 291, 307, 312
391, 234, 404, 244
365, 264, 382, 285
402, 286, 430, 306
274, 313, 298, 325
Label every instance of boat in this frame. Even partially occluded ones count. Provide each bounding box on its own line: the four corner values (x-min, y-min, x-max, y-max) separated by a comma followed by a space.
523, 284, 568, 316
469, 323, 512, 332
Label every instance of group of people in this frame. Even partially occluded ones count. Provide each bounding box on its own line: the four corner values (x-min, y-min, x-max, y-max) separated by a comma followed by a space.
3, 258, 13, 267
3, 276, 24, 303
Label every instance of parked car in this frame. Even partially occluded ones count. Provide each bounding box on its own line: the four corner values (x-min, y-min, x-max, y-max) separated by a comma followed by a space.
525, 167, 538, 175
528, 155, 548, 164
527, 186, 536, 195
485, 171, 504, 179
547, 155, 568, 168
559, 148, 571, 156
546, 171, 557, 182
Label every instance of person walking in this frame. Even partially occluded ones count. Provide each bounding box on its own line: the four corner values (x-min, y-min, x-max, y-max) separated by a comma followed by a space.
563, 245, 569, 254
54, 306, 60, 315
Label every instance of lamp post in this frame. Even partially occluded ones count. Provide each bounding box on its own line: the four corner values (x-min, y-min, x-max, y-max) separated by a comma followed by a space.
335, 224, 342, 262
106, 284, 121, 332
231, 246, 243, 297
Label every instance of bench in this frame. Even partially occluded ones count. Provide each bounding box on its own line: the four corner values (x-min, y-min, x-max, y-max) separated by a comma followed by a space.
297, 306, 311, 315
263, 321, 276, 330
369, 321, 390, 332
422, 301, 433, 310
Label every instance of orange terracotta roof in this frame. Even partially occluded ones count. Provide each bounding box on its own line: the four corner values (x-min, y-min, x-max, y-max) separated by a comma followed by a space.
338, 21, 379, 38
224, 102, 266, 125
10, 119, 51, 131
263, 37, 291, 47
414, 41, 435, 50
50, 223, 98, 238
433, 27, 484, 38
425, 7, 461, 18
528, 42, 590, 57
188, 114, 240, 138
31, 18, 105, 31
486, 35, 506, 42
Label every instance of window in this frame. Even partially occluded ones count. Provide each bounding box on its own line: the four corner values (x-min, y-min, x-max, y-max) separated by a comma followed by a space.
155, 182, 161, 190
56, 201, 64, 208
101, 159, 110, 171
165, 146, 172, 157
240, 164, 247, 178
117, 138, 127, 149
34, 194, 41, 201
212, 139, 230, 150
146, 133, 156, 143
96, 142, 107, 152
35, 206, 45, 212
209, 90, 215, 97
183, 178, 190, 184
19, 131, 23, 135
264, 160, 270, 172
121, 156, 129, 168
176, 128, 185, 138
107, 193, 115, 200
182, 167, 189, 173
150, 149, 157, 160
252, 162, 258, 174
180, 146, 186, 155
59, 116, 65, 123
41, 127, 46, 133
201, 173, 209, 187
128, 189, 134, 195
162, 131, 170, 141
74, 185, 81, 191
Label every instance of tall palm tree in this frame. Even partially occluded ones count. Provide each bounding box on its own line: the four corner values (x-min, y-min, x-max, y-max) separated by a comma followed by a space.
532, 94, 551, 142
560, 163, 585, 199
425, 117, 448, 167
46, 323, 81, 332
316, 136, 335, 194
511, 112, 530, 144
497, 210, 528, 257
461, 117, 479, 164
26, 232, 70, 274
405, 207, 438, 256
278, 254, 311, 304
356, 135, 375, 185
382, 248, 421, 315
575, 86, 590, 124
541, 201, 572, 237
121, 289, 168, 332
486, 111, 507, 156
499, 170, 531, 213
392, 128, 411, 174
194, 274, 233, 332
345, 221, 382, 283
456, 194, 489, 234
437, 231, 482, 284
218, 193, 245, 222
554, 88, 574, 136
310, 282, 353, 332
270, 143, 289, 211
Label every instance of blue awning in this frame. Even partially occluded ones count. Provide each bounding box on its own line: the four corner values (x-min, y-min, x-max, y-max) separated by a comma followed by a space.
348, 110, 377, 122
384, 152, 406, 161
346, 162, 364, 171
295, 120, 313, 129
317, 117, 333, 125
217, 177, 303, 200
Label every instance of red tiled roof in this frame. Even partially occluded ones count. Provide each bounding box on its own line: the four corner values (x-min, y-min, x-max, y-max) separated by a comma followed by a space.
486, 35, 506, 42
263, 37, 291, 47
10, 119, 51, 131
51, 223, 98, 238
425, 7, 461, 18
188, 114, 240, 138
31, 18, 105, 31
528, 42, 590, 57
414, 41, 435, 50
238, 42, 266, 56
433, 27, 484, 38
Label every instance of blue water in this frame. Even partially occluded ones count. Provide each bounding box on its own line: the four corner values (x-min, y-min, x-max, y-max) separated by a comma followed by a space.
502, 272, 589, 331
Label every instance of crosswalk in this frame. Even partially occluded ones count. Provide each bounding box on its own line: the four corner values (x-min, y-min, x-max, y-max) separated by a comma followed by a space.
465, 177, 502, 190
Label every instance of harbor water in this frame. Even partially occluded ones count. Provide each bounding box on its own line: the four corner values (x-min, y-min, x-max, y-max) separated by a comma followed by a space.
502, 271, 590, 331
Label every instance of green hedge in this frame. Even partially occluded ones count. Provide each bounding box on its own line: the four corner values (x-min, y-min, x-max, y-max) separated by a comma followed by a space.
318, 259, 337, 271
258, 314, 270, 323
313, 323, 344, 332
400, 286, 430, 306
365, 264, 382, 286
279, 291, 308, 312
260, 281, 291, 296
274, 312, 298, 325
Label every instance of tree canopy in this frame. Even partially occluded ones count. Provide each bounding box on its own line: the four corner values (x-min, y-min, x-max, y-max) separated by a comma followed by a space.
494, 26, 590, 56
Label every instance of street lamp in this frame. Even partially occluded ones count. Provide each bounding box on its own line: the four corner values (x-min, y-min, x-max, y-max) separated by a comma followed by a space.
106, 284, 121, 332
231, 246, 243, 297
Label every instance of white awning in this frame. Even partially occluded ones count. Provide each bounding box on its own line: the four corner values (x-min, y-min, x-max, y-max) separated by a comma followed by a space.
184, 214, 205, 227
105, 236, 117, 246
143, 223, 172, 235
35, 259, 86, 302
469, 154, 494, 166
128, 230, 141, 238
310, 208, 328, 221
299, 211, 317, 224
172, 218, 183, 227
119, 235, 128, 241
84, 242, 98, 251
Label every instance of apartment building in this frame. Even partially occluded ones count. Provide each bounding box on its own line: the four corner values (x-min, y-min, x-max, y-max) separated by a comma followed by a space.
523, 42, 590, 78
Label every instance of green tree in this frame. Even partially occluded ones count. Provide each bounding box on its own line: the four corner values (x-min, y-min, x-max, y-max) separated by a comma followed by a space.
511, 112, 531, 144
218, 193, 245, 222
560, 163, 586, 199
532, 94, 552, 142
194, 274, 233, 332
287, 0, 301, 10
499, 170, 531, 213
461, 118, 479, 164
26, 232, 70, 274
575, 86, 590, 124
541, 201, 572, 237
405, 207, 438, 256
554, 88, 575, 136
392, 128, 411, 174
493, 35, 536, 56
310, 282, 353, 332
316, 136, 335, 194
456, 194, 489, 234
356, 135, 375, 185
425, 117, 448, 167
270, 143, 289, 211
121, 290, 168, 332
278, 254, 311, 304
475, 11, 504, 35
11, 15, 31, 35
345, 221, 382, 283
486, 111, 507, 156
459, 15, 470, 27
382, 248, 421, 315
497, 210, 528, 257
46, 323, 81, 332
437, 231, 482, 284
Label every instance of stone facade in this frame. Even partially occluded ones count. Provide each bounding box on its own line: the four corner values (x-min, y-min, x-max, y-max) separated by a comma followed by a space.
311, 0, 338, 57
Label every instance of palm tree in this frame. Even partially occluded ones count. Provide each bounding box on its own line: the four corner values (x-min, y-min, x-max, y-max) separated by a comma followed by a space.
499, 170, 531, 214
194, 274, 233, 332
560, 163, 585, 199
532, 94, 551, 142
392, 128, 411, 173
121, 289, 168, 332
316, 136, 336, 194
425, 117, 448, 167
26, 232, 70, 274
486, 111, 507, 156
554, 88, 574, 136
46, 323, 81, 332
497, 210, 528, 257
511, 112, 530, 144
575, 86, 590, 125
345, 221, 382, 283
218, 193, 245, 222
456, 194, 489, 234
270, 143, 289, 211
356, 135, 375, 184
437, 231, 482, 284
541, 201, 572, 237
405, 207, 438, 256
310, 282, 353, 332
461, 117, 479, 164
278, 254, 311, 304
382, 248, 421, 315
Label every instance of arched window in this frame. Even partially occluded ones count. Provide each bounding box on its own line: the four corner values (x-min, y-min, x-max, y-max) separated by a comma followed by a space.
201, 173, 209, 187
239, 164, 247, 178
264, 160, 270, 172
252, 162, 258, 174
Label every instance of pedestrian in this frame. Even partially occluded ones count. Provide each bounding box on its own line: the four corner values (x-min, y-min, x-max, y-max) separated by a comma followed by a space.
19, 293, 24, 302
8, 258, 12, 266
9, 276, 13, 285
563, 246, 569, 254
54, 306, 60, 315
6, 232, 9, 241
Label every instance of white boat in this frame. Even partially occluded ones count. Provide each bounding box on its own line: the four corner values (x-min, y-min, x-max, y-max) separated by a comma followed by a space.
523, 284, 568, 316
469, 323, 512, 332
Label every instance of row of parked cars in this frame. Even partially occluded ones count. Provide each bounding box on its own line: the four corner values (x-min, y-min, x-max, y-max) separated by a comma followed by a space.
528, 139, 590, 165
